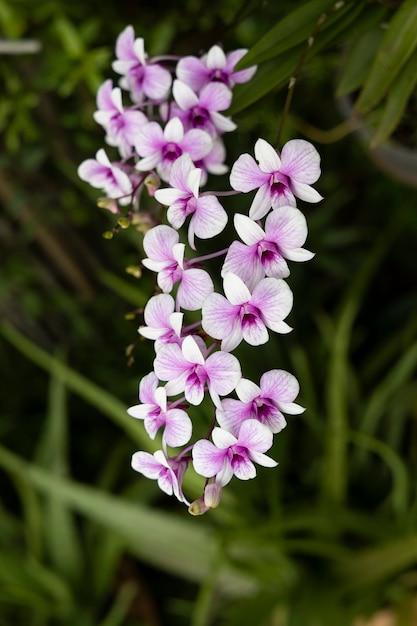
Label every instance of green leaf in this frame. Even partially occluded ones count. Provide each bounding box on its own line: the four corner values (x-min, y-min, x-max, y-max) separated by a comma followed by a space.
0, 444, 256, 597
371, 49, 417, 145
236, 0, 335, 69
355, 0, 417, 113
336, 19, 385, 97
230, 2, 365, 115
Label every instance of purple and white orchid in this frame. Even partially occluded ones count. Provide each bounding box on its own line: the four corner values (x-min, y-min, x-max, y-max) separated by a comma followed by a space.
192, 419, 277, 486
230, 138, 322, 219
79, 28, 320, 513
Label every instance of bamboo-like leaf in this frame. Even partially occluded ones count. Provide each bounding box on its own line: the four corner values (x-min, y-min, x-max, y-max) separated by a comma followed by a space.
339, 534, 417, 589
355, 0, 417, 113
236, 0, 335, 68
336, 21, 385, 97
230, 2, 364, 115
371, 49, 417, 146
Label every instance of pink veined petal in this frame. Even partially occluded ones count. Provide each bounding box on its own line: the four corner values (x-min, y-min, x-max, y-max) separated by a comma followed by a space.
168, 152, 195, 191
96, 79, 114, 110
234, 213, 264, 246
280, 139, 321, 183
135, 121, 165, 156
260, 369, 300, 403
136, 153, 163, 172
143, 64, 172, 101
199, 82, 232, 112
164, 408, 192, 447
265, 205, 308, 248
223, 272, 251, 305
251, 277, 293, 327
166, 200, 188, 230
191, 195, 227, 240
224, 48, 248, 71
143, 293, 175, 329
222, 241, 261, 285
163, 371, 189, 398
154, 343, 189, 381
216, 461, 234, 487
232, 456, 256, 481
254, 138, 281, 173
177, 268, 214, 311
138, 371, 159, 404
262, 252, 289, 280
181, 128, 213, 161
184, 370, 206, 406
242, 315, 269, 346
143, 225, 179, 261
202, 292, 238, 341
290, 180, 323, 204
186, 167, 202, 198
205, 350, 242, 396
216, 399, 251, 437
248, 183, 273, 220
220, 320, 243, 353
173, 79, 199, 110
278, 401, 304, 415
232, 64, 257, 85
114, 25, 136, 63
131, 450, 162, 478
176, 56, 208, 91
230, 153, 269, 192
192, 439, 226, 477
238, 419, 273, 452
132, 37, 146, 66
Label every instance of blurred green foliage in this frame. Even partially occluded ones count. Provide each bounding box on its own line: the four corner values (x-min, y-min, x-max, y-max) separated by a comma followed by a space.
1, 0, 417, 625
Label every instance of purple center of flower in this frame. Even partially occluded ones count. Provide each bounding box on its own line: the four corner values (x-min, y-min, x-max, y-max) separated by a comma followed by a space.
252, 397, 276, 426
258, 241, 279, 266
270, 171, 290, 198
163, 143, 183, 162
190, 106, 210, 128
241, 303, 261, 329
209, 68, 229, 85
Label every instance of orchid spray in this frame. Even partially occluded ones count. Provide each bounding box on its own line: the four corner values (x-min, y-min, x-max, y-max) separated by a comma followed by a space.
78, 25, 322, 514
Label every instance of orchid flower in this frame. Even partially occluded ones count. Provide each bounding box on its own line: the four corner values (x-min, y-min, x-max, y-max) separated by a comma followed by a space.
176, 45, 257, 92
154, 335, 242, 407
131, 449, 189, 503
112, 25, 172, 103
154, 154, 228, 249
202, 272, 293, 352
135, 117, 213, 182
217, 369, 305, 436
192, 419, 277, 486
222, 207, 314, 286
78, 149, 135, 205
138, 294, 183, 351
141, 224, 214, 310
230, 138, 322, 219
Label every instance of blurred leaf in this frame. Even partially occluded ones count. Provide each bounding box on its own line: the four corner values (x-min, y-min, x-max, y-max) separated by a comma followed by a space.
35, 364, 84, 585
336, 17, 385, 97
0, 444, 256, 597
339, 534, 417, 589
371, 49, 417, 146
230, 2, 365, 114
355, 0, 417, 114
236, 0, 335, 68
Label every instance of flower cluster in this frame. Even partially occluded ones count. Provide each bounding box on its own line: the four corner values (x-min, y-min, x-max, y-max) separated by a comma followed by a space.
78, 27, 322, 514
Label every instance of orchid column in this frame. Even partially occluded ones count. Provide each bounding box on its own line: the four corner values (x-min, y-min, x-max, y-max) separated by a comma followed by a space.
78, 25, 322, 514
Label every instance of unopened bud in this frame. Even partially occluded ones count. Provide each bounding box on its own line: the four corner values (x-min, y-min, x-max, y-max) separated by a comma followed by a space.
102, 230, 114, 240
188, 498, 209, 516
125, 265, 142, 278
117, 217, 130, 229
144, 172, 161, 197
204, 482, 222, 509
97, 197, 120, 214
